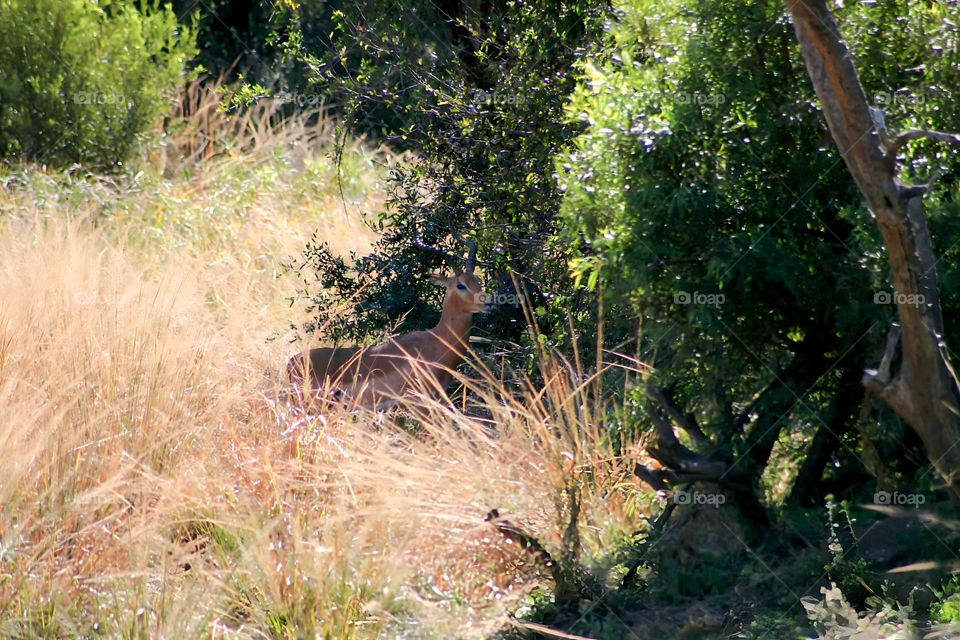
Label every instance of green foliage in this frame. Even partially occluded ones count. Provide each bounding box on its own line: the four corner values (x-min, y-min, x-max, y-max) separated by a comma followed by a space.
561, 0, 878, 420
169, 0, 277, 77
744, 612, 811, 640
278, 0, 611, 361
657, 551, 741, 601
268, 0, 960, 523
931, 577, 960, 624
824, 500, 872, 607
558, 0, 960, 496
0, 0, 197, 171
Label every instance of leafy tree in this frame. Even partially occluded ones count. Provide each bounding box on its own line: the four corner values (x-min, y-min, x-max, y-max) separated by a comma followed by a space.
277, 0, 611, 362
168, 0, 276, 79
558, 0, 960, 510
789, 0, 960, 498
0, 0, 197, 171
274, 0, 960, 512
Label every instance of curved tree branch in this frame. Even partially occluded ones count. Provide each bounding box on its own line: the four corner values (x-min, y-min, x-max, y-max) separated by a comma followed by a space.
886, 129, 960, 163
646, 383, 712, 448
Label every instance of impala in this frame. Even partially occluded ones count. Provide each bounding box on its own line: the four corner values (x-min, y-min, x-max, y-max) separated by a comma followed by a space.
287, 233, 490, 409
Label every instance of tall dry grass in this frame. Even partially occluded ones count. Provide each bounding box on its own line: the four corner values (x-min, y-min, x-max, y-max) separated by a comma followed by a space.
0, 79, 647, 638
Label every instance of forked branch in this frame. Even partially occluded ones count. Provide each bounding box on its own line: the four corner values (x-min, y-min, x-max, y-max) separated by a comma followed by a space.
641, 383, 728, 480
646, 383, 712, 448
787, 0, 960, 499
863, 324, 901, 395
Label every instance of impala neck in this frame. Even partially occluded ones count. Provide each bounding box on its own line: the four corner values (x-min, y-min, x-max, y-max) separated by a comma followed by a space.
434, 306, 473, 357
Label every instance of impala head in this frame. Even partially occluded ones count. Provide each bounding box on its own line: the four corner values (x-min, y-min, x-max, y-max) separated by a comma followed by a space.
415, 227, 490, 314
430, 269, 491, 314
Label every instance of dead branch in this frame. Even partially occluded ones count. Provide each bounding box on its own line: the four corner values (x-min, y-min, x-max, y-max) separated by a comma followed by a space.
886, 129, 960, 163
646, 383, 712, 448
507, 616, 597, 640
787, 0, 960, 499
484, 509, 556, 571
633, 462, 671, 491
863, 324, 901, 395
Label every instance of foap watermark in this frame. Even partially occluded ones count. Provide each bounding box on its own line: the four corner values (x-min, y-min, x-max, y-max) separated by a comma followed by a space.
473, 90, 525, 107
675, 91, 726, 106
874, 91, 924, 108
674, 291, 725, 308
667, 490, 727, 508
874, 490, 926, 508
874, 291, 925, 308
273, 91, 325, 108
71, 92, 126, 105
476, 292, 526, 307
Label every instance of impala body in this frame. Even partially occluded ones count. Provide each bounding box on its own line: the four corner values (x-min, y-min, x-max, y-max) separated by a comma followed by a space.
288, 265, 490, 410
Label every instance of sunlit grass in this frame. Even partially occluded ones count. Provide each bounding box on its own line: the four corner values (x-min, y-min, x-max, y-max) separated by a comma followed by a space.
0, 81, 648, 638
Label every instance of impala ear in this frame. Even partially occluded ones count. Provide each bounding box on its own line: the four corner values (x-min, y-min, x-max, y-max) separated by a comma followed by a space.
428, 273, 449, 287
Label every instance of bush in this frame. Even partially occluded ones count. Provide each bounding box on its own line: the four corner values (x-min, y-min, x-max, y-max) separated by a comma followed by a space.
0, 0, 197, 171
556, 0, 960, 501
277, 1, 610, 361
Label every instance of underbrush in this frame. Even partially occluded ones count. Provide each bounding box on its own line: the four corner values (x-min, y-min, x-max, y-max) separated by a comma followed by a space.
0, 83, 648, 637
0, 212, 647, 637
4, 77, 960, 640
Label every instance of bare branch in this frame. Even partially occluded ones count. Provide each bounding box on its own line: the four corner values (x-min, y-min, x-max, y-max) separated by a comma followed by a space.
878, 324, 899, 384
633, 463, 671, 491
484, 509, 555, 570
645, 401, 704, 469
864, 324, 901, 396
646, 383, 712, 448
789, 0, 960, 501
887, 129, 960, 163
507, 617, 597, 640
903, 168, 942, 198
870, 107, 891, 149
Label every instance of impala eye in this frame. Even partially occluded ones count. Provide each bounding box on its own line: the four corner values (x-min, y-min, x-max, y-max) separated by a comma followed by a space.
456, 283, 467, 291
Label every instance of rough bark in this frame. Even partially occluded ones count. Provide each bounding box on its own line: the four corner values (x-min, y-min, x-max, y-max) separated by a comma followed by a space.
639, 383, 770, 527
787, 0, 960, 499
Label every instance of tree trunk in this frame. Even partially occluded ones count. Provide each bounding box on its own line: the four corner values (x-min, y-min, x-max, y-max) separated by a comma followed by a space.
788, 363, 864, 507
736, 344, 830, 485
787, 0, 960, 499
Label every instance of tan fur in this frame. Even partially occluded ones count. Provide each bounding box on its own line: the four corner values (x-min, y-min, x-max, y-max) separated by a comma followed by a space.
288, 271, 490, 409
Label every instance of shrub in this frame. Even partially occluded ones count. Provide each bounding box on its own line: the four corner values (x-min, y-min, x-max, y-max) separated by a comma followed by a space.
275, 0, 610, 365
556, 0, 960, 502
0, 0, 197, 171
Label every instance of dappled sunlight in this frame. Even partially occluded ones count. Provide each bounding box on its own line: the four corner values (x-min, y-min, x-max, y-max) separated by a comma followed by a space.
7, 0, 960, 637
0, 172, 646, 637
